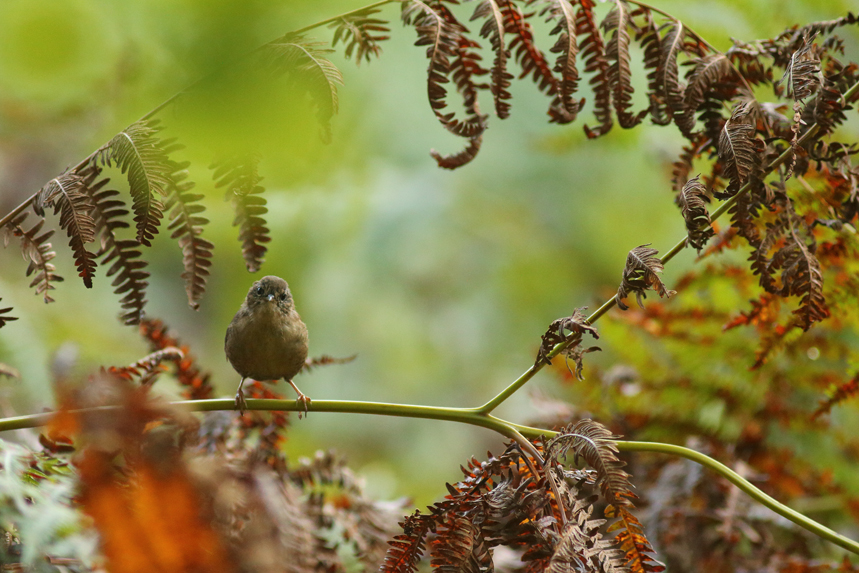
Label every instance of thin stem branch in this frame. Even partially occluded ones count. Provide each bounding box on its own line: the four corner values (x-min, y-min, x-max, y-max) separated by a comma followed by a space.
2, 397, 857, 555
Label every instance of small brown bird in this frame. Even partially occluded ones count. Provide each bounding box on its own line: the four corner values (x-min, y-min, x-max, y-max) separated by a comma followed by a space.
225, 276, 310, 415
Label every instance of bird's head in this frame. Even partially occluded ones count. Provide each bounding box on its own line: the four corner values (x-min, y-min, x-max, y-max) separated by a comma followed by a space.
246, 275, 293, 311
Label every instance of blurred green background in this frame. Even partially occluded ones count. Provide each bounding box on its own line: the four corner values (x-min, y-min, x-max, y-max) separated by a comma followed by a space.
0, 0, 857, 506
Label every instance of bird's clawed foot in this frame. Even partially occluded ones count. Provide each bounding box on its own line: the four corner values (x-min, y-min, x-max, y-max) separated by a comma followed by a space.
234, 377, 248, 414
288, 379, 311, 419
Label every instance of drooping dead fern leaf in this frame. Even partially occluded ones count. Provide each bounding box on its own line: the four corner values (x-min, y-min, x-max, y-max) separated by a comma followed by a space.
211, 154, 270, 273
382, 428, 663, 573
548, 497, 624, 573
329, 6, 391, 64
36, 171, 98, 288
541, 0, 583, 123
98, 119, 173, 246
382, 513, 433, 573
404, 0, 488, 168
301, 353, 358, 373
2, 211, 63, 303
165, 162, 213, 310
578, 0, 613, 138
602, 0, 645, 129
678, 53, 732, 138
779, 34, 822, 176
498, 0, 572, 124
781, 228, 829, 330
616, 245, 676, 310
718, 101, 760, 195
677, 175, 714, 252
472, 0, 513, 120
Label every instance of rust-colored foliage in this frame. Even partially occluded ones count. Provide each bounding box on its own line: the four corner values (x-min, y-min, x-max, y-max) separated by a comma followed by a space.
382, 420, 662, 573
812, 371, 859, 419
45, 368, 232, 573
139, 318, 214, 400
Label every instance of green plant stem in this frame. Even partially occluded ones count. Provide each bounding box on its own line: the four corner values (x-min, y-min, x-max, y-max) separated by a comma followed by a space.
2, 397, 858, 555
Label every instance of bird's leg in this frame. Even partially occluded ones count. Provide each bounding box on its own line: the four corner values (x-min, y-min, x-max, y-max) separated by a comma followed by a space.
234, 377, 248, 414
287, 379, 311, 419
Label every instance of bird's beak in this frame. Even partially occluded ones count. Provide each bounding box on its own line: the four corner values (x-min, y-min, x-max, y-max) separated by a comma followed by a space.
267, 294, 274, 302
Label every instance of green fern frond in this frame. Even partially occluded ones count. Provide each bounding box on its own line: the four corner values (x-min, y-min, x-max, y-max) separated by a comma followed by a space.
98, 119, 175, 246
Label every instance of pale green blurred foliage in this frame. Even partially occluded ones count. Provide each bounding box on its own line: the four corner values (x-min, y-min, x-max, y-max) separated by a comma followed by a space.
0, 0, 857, 505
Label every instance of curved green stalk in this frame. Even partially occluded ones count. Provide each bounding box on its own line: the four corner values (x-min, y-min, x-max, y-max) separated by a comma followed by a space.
2, 397, 858, 555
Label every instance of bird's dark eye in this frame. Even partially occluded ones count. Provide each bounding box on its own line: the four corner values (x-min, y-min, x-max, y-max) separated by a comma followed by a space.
279, 293, 288, 301
255, 286, 264, 296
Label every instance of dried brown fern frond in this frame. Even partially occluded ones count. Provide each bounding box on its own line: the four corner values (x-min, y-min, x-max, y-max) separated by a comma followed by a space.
615, 245, 676, 310
677, 175, 714, 252
602, 0, 646, 128
636, 9, 670, 126
781, 228, 829, 330
2, 211, 63, 303
655, 20, 686, 126
108, 347, 184, 386
165, 162, 213, 310
548, 496, 625, 573
0, 299, 18, 329
405, 0, 488, 168
498, 0, 572, 124
211, 154, 270, 273
301, 353, 358, 372
329, 6, 391, 64
577, 0, 613, 138
549, 420, 664, 573
535, 307, 599, 368
678, 53, 733, 138
541, 0, 583, 123
36, 171, 99, 288
812, 371, 859, 419
718, 101, 761, 195
780, 35, 822, 175
264, 35, 344, 143
139, 318, 213, 400
382, 513, 433, 573
472, 0, 513, 120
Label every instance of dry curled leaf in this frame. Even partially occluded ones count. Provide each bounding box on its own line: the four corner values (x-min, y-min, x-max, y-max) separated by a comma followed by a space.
535, 308, 599, 367
677, 175, 714, 252
616, 245, 676, 310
